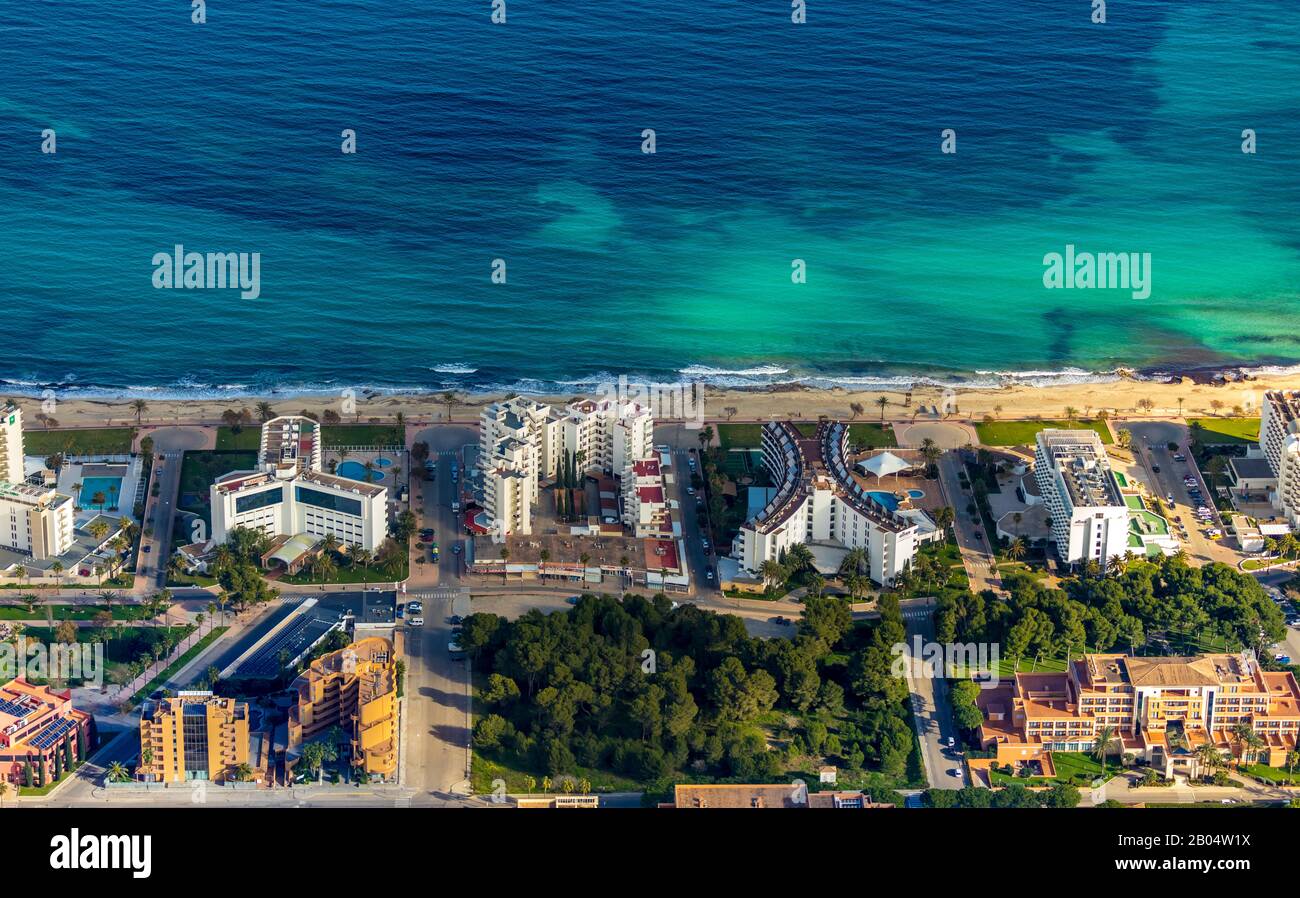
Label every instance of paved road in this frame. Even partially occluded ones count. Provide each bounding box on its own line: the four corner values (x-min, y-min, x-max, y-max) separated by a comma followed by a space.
900, 599, 966, 789
403, 424, 477, 798
654, 424, 717, 600
133, 450, 184, 590
935, 450, 1001, 595
402, 587, 472, 800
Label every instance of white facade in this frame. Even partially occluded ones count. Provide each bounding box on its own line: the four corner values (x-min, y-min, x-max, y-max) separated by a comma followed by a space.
0, 403, 25, 484
1033, 429, 1129, 566
477, 396, 655, 537
210, 416, 388, 551
0, 480, 76, 560
1260, 391, 1300, 527
734, 421, 918, 586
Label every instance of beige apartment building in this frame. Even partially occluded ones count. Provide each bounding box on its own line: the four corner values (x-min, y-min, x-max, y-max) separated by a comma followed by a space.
138, 691, 251, 783
979, 652, 1300, 778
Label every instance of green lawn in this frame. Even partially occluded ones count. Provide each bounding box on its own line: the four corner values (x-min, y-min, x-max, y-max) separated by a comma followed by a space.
130, 626, 229, 702
0, 604, 138, 621
716, 422, 764, 451
177, 450, 258, 526
847, 422, 897, 448
989, 752, 1115, 786
1190, 417, 1259, 445
24, 427, 136, 456
975, 418, 1112, 446
715, 420, 896, 451
321, 424, 405, 448
277, 554, 408, 585
214, 426, 261, 450
1244, 763, 1300, 785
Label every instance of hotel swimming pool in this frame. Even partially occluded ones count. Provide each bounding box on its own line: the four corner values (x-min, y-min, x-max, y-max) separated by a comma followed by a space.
866, 489, 925, 511
79, 476, 123, 509
337, 461, 384, 482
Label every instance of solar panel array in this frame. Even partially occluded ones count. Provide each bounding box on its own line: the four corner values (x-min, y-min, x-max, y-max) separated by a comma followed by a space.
0, 697, 36, 719
29, 717, 75, 750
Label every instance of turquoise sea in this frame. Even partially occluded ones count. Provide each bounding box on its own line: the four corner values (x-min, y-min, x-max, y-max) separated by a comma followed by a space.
0, 1, 1297, 398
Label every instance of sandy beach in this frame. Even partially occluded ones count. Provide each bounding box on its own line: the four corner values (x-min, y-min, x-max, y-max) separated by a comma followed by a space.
11, 370, 1297, 431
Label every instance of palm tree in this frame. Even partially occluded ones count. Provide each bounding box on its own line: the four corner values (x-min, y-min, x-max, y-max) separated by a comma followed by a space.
1231, 722, 1263, 769
1092, 725, 1118, 767
130, 398, 148, 424
1107, 554, 1129, 576
875, 395, 889, 423
838, 547, 867, 578
106, 761, 130, 783
759, 558, 784, 591
440, 391, 460, 421
1197, 743, 1226, 777
1005, 537, 1027, 562
256, 401, 274, 422
697, 425, 714, 452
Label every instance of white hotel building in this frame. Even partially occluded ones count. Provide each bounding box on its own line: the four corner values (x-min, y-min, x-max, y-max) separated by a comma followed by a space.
0, 404, 76, 561
478, 396, 654, 536
210, 416, 388, 551
733, 421, 918, 586
1259, 390, 1300, 528
1033, 429, 1129, 567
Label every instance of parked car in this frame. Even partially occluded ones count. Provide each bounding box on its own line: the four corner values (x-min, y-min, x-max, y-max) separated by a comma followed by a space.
448, 615, 463, 626
407, 601, 423, 614
409, 616, 424, 627
452, 543, 462, 555
565, 596, 581, 605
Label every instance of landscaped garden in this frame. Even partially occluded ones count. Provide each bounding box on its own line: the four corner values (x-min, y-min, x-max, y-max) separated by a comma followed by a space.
1189, 417, 1260, 445
974, 418, 1111, 446
23, 427, 136, 456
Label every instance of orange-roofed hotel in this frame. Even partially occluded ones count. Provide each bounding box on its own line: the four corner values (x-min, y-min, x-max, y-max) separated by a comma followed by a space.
978, 652, 1300, 778
0, 678, 93, 787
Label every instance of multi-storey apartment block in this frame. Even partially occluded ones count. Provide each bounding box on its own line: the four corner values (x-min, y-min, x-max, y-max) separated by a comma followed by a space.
138, 691, 250, 783
477, 395, 654, 536
1259, 390, 1300, 527
1033, 429, 1129, 567
0, 480, 76, 561
732, 421, 918, 586
210, 415, 388, 551
287, 636, 398, 781
0, 402, 25, 485
978, 652, 1300, 778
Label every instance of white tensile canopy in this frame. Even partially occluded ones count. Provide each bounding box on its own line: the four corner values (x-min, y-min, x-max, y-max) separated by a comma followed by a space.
856, 451, 912, 480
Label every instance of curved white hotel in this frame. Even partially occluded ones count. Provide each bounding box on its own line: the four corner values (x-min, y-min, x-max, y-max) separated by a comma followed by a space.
210, 416, 388, 551
734, 421, 918, 586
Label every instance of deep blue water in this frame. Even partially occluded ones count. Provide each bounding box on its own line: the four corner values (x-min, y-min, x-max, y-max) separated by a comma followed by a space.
0, 1, 1297, 398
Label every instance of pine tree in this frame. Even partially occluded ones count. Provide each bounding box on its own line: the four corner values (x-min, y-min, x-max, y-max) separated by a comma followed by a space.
23, 760, 33, 788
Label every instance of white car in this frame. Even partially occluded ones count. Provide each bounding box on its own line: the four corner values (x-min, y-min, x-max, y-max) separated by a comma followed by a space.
409, 616, 424, 627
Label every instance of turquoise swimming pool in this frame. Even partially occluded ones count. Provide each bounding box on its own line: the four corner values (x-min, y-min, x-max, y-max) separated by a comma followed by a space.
80, 476, 123, 509
867, 491, 900, 511
337, 461, 384, 482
